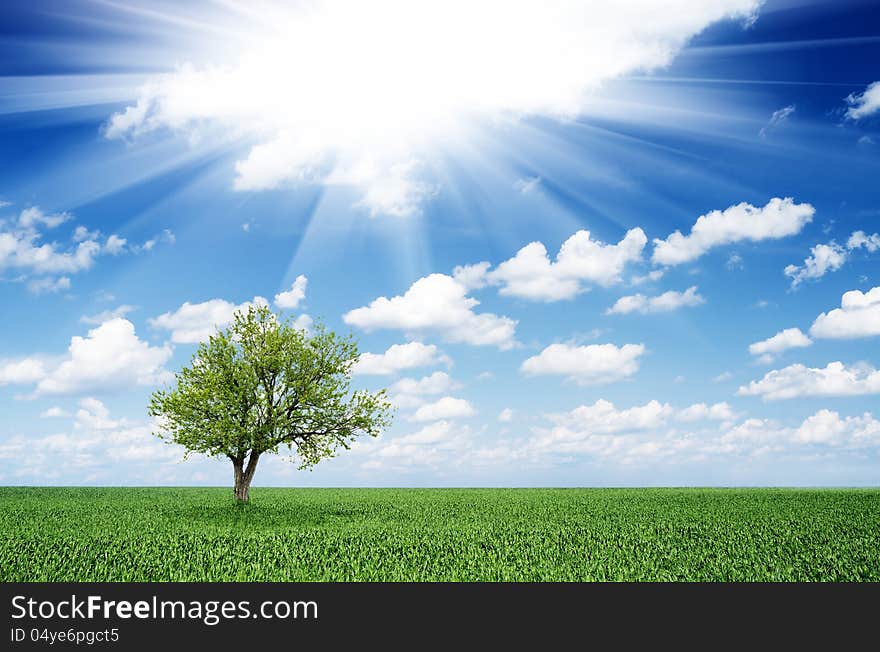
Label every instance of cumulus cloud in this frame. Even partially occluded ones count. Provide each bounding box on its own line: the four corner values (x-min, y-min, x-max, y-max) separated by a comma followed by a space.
343, 273, 517, 349
355, 402, 880, 474
606, 286, 704, 315
810, 286, 880, 339
1, 319, 172, 397
737, 361, 880, 401
104, 0, 761, 217
0, 399, 183, 481
1, 207, 100, 275
498, 408, 514, 423
526, 403, 880, 465
847, 230, 880, 252
784, 242, 846, 287
0, 205, 138, 292
291, 314, 313, 332
521, 342, 645, 385
548, 399, 733, 434
353, 342, 450, 376
748, 328, 812, 363
274, 274, 307, 309
485, 228, 647, 301
0, 359, 47, 385
792, 409, 880, 446
149, 296, 268, 344
845, 81, 880, 120
452, 262, 491, 290
355, 419, 478, 470
390, 371, 457, 397
411, 396, 476, 422
104, 234, 127, 256
17, 206, 71, 230
784, 231, 879, 288
652, 197, 814, 266
525, 398, 735, 462
676, 402, 735, 422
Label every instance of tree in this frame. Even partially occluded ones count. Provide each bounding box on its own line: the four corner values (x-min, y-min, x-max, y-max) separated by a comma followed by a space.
149, 305, 392, 502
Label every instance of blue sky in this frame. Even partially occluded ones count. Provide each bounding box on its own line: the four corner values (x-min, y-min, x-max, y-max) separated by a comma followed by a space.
1, 0, 879, 486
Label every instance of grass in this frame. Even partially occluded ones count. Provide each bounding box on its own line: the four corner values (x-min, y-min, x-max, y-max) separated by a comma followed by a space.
1, 487, 878, 581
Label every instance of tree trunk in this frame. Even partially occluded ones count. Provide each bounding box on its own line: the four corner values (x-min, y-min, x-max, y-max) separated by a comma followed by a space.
232, 452, 260, 503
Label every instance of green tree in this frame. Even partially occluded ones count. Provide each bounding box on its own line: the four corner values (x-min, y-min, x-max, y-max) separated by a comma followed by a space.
149, 305, 392, 502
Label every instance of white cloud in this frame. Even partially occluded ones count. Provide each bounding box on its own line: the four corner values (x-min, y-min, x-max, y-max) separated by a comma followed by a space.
105, 0, 760, 217
390, 371, 457, 396
81, 305, 137, 325
0, 206, 140, 293
452, 262, 491, 290
357, 420, 477, 470
2, 319, 172, 397
521, 342, 645, 385
149, 296, 269, 344
793, 409, 880, 446
73, 225, 99, 242
1, 207, 101, 276
606, 285, 704, 315
26, 276, 71, 295
498, 408, 514, 423
485, 228, 647, 301
676, 402, 735, 422
847, 230, 880, 252
389, 371, 458, 409
17, 206, 71, 230
0, 399, 183, 479
784, 242, 847, 287
759, 104, 795, 138
40, 406, 70, 418
810, 286, 880, 339
0, 359, 47, 385
713, 371, 733, 383
783, 230, 879, 288
738, 361, 880, 401
748, 328, 812, 363
631, 269, 665, 285
291, 314, 313, 332
527, 398, 735, 461
652, 197, 815, 266
411, 396, 476, 422
75, 397, 123, 430
547, 399, 733, 434
845, 81, 880, 120
348, 158, 437, 218
526, 404, 880, 465
343, 273, 517, 349
353, 341, 450, 376
550, 399, 673, 434
104, 234, 127, 256
274, 274, 308, 309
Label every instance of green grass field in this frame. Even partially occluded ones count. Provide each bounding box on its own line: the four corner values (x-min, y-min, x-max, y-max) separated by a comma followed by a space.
1, 487, 878, 581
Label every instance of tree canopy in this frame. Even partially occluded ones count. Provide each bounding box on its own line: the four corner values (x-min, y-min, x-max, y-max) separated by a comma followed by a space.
149, 305, 392, 501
